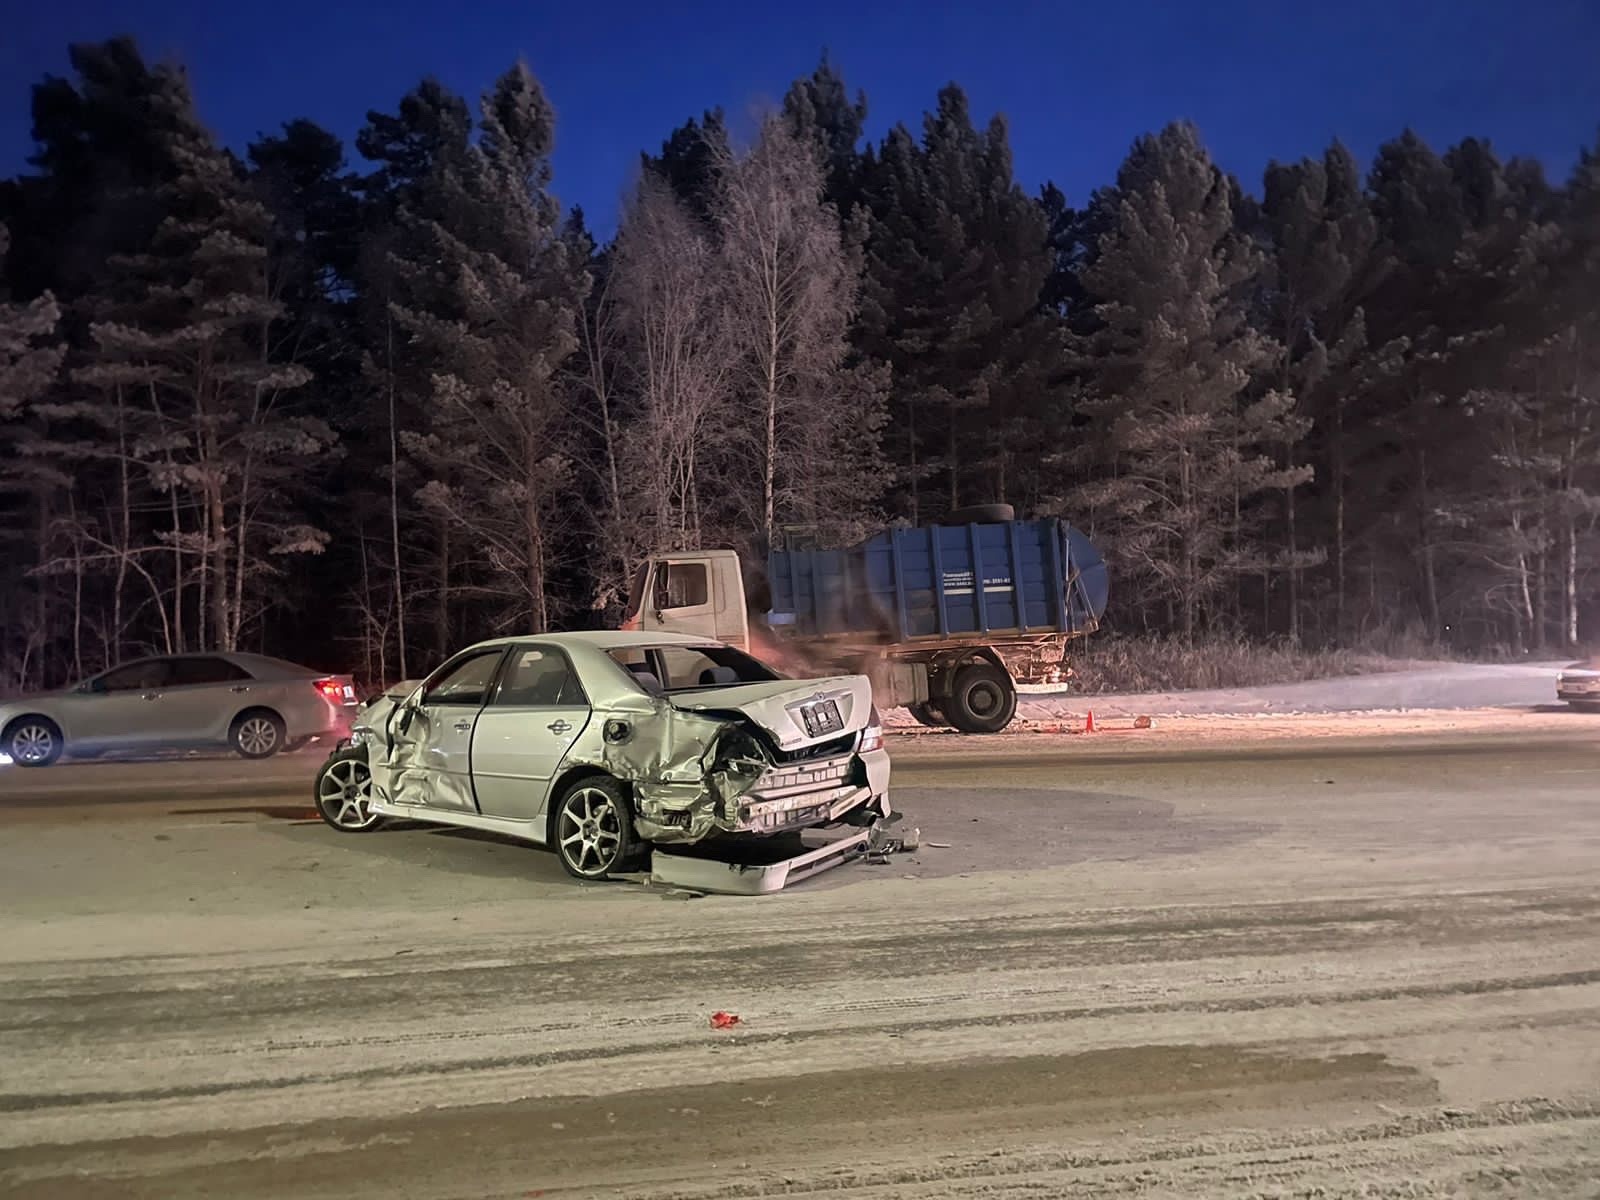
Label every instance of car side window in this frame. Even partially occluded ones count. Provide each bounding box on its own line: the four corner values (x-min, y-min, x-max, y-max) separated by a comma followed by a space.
170, 657, 251, 686
97, 659, 172, 692
421, 650, 505, 708
492, 647, 587, 708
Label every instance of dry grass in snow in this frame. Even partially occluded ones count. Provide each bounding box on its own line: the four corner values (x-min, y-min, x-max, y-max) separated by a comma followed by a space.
1066, 634, 1436, 695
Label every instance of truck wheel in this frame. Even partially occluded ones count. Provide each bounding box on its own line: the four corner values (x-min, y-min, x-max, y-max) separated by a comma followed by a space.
946, 503, 1015, 524
944, 663, 1017, 734
908, 702, 948, 728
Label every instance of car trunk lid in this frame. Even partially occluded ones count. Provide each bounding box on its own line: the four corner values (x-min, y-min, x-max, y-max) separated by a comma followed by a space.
667, 675, 872, 753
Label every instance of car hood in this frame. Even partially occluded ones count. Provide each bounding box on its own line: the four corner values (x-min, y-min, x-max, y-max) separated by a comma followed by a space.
666, 675, 874, 752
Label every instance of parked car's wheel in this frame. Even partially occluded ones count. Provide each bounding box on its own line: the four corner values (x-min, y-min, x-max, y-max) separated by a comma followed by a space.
5, 716, 63, 767
907, 701, 948, 728
553, 776, 645, 881
231, 709, 286, 759
943, 662, 1017, 734
314, 748, 384, 832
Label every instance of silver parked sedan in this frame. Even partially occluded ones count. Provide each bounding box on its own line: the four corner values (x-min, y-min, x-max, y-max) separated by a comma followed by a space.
313, 631, 892, 880
1557, 658, 1600, 708
0, 653, 360, 766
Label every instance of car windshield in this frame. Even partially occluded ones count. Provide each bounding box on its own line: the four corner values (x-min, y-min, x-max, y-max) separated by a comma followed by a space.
607, 642, 783, 694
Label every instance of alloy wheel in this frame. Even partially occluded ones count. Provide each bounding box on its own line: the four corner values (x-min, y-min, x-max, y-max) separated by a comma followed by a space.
10, 723, 56, 765
237, 716, 280, 757
557, 786, 623, 877
317, 758, 377, 829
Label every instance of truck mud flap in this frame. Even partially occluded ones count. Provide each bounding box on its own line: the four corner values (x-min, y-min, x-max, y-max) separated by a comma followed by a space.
649, 828, 872, 896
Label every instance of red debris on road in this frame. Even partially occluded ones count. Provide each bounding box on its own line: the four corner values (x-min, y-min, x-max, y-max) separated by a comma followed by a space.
710, 1011, 742, 1029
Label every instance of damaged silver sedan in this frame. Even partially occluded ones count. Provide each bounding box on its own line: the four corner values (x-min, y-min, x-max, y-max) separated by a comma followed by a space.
312, 631, 892, 880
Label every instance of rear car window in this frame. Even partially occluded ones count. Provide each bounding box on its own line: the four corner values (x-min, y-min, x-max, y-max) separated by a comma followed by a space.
607, 644, 783, 692
170, 657, 252, 686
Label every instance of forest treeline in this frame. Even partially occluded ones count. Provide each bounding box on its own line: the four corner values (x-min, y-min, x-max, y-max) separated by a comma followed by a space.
1, 38, 1598, 688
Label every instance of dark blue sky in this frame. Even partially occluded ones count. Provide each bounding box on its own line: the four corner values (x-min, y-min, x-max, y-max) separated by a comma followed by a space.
6, 0, 1599, 235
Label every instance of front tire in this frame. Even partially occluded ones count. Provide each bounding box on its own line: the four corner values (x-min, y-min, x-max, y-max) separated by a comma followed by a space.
943, 662, 1018, 734
553, 776, 645, 880
907, 701, 948, 728
314, 748, 384, 832
6, 717, 63, 767
231, 709, 286, 759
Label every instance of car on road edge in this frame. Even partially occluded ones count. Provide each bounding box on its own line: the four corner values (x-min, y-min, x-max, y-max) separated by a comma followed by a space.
0, 653, 360, 766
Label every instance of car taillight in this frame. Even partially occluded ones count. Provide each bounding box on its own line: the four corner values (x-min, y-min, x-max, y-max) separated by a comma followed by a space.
860, 706, 884, 754
313, 678, 344, 701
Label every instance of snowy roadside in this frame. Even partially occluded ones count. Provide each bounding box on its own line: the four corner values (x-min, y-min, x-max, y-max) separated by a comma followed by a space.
889, 703, 1600, 756
884, 661, 1586, 751
1014, 660, 1566, 718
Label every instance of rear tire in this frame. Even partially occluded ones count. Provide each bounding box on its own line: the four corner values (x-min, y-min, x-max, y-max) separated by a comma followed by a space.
231, 709, 286, 759
943, 663, 1017, 734
552, 776, 646, 881
5, 717, 63, 767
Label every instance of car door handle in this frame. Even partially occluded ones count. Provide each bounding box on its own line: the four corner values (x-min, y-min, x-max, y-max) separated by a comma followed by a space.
548, 719, 572, 735
140, 692, 161, 701
230, 685, 249, 693
454, 720, 472, 733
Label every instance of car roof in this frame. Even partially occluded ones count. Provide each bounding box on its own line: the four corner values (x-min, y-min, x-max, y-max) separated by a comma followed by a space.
466, 630, 720, 651
224, 652, 321, 676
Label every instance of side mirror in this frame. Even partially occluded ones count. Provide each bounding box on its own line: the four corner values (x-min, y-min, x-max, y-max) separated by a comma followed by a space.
393, 701, 419, 739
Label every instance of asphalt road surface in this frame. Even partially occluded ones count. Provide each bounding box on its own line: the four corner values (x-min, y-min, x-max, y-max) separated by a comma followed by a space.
3, 725, 1600, 1198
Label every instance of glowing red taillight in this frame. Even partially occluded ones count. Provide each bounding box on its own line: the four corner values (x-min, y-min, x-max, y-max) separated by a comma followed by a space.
313, 677, 344, 701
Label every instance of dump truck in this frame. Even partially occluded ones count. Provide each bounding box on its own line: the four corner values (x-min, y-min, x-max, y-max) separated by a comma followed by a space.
620, 505, 1109, 734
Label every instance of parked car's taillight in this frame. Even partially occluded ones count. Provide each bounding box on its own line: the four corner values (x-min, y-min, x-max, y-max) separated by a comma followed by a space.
312, 677, 345, 702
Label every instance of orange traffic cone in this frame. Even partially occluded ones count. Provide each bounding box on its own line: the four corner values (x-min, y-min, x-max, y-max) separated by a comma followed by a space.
1084, 710, 1096, 733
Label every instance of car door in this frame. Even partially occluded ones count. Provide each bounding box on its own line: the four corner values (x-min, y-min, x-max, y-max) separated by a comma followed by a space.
66, 658, 176, 747
165, 656, 254, 742
388, 647, 507, 812
471, 644, 592, 821
636, 560, 720, 640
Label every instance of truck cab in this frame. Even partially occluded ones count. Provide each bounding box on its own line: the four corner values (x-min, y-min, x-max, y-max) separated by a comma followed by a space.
621, 551, 750, 650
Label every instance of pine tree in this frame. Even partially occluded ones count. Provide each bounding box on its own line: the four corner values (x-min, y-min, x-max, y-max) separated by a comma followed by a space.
67, 68, 330, 652
1065, 123, 1306, 641
855, 85, 1058, 519
781, 55, 868, 219
1261, 140, 1378, 640
0, 223, 66, 686
355, 78, 475, 667
390, 62, 588, 634
641, 109, 730, 227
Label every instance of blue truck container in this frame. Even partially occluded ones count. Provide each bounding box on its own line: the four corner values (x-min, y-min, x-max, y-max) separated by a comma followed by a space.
760, 517, 1109, 733
767, 517, 1108, 644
